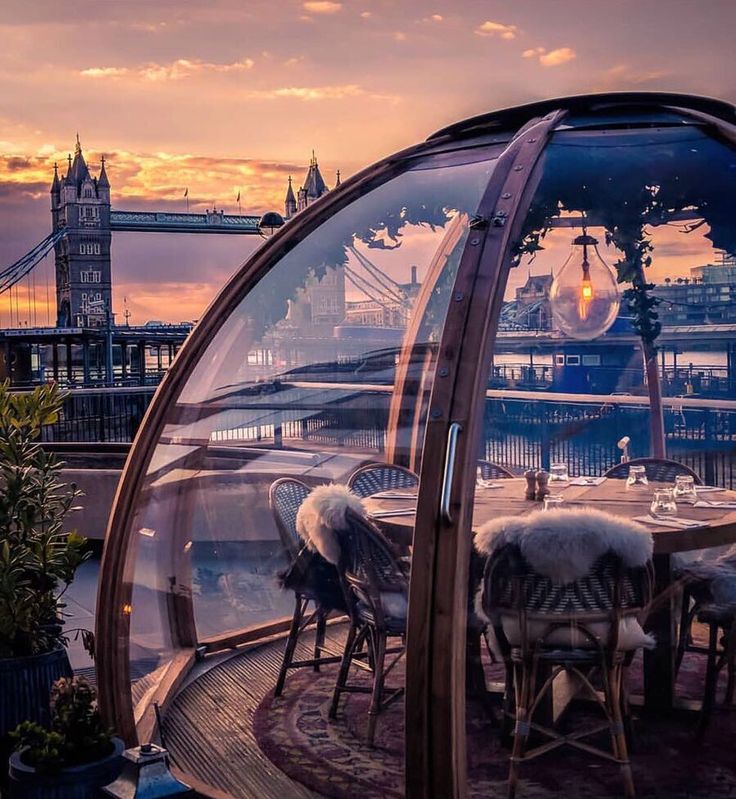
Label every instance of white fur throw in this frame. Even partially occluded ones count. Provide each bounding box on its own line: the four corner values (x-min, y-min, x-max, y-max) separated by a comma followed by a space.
296, 483, 365, 565
474, 506, 653, 584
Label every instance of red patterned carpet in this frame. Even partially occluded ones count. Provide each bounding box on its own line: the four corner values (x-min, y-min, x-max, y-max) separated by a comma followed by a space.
254, 650, 736, 799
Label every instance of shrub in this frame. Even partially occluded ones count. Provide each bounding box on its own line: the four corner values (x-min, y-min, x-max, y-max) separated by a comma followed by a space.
0, 382, 88, 658
11, 676, 114, 773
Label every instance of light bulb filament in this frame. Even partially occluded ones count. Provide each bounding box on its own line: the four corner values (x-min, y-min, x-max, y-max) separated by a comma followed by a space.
578, 257, 593, 320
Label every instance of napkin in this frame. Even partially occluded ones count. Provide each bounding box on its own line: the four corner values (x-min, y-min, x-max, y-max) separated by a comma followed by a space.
694, 500, 736, 509
569, 476, 606, 486
633, 515, 703, 529
369, 491, 418, 500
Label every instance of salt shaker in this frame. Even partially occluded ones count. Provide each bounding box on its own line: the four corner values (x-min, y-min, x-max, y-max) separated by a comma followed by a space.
524, 469, 537, 500
535, 470, 550, 501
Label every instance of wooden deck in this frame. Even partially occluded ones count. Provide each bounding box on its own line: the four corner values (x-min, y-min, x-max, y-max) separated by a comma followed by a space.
163, 631, 325, 799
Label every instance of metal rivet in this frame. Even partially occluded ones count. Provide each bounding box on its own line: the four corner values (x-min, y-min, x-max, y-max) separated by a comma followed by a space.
438, 367, 449, 377
454, 292, 464, 302
527, 138, 537, 143
470, 237, 480, 246
513, 165, 524, 171
431, 408, 442, 419
501, 192, 512, 199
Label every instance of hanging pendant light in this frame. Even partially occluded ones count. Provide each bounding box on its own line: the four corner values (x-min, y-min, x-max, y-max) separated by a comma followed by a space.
549, 229, 620, 339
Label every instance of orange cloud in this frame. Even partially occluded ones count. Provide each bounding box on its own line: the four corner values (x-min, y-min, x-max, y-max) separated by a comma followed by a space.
81, 57, 255, 82
302, 1, 342, 14
242, 84, 400, 103
475, 21, 518, 40
523, 46, 576, 67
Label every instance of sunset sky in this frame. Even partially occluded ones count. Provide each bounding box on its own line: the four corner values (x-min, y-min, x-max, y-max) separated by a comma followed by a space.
0, 0, 734, 324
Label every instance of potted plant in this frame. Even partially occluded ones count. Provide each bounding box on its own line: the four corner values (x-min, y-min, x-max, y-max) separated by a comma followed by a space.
8, 676, 124, 798
0, 381, 89, 743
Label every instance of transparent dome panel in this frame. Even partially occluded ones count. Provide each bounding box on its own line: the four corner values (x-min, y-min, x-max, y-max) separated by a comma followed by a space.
467, 123, 736, 797
122, 148, 500, 738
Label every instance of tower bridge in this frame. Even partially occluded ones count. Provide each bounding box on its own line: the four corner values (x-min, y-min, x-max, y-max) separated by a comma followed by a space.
1, 136, 287, 331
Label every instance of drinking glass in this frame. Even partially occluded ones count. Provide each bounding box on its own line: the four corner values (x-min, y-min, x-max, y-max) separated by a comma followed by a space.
673, 475, 698, 504
650, 489, 678, 518
549, 462, 569, 484
543, 494, 565, 511
626, 464, 649, 489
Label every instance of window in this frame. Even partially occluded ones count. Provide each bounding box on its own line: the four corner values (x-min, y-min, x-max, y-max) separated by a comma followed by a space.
555, 354, 565, 365
566, 355, 581, 366
582, 354, 601, 367
81, 270, 101, 283
84, 188, 93, 198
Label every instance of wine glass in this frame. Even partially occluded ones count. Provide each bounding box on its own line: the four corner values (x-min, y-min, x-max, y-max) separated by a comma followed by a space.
650, 489, 678, 518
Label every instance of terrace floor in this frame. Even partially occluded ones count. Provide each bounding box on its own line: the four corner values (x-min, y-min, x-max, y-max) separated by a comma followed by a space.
162, 622, 736, 799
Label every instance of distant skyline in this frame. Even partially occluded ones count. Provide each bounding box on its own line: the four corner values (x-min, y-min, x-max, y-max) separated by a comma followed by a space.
0, 0, 734, 323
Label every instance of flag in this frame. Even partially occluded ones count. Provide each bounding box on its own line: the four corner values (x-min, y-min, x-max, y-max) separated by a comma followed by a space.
236, 190, 241, 203
184, 187, 189, 198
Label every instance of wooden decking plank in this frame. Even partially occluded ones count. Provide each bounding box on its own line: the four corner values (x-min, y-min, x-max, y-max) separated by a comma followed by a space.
164, 631, 327, 799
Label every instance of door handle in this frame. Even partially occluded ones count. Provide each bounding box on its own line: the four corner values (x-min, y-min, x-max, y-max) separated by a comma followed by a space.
440, 422, 463, 524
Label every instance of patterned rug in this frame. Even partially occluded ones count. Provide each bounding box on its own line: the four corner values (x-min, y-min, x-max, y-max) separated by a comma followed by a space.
253, 648, 736, 799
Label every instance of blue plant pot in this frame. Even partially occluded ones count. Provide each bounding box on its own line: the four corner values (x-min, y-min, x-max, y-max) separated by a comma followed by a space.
0, 647, 72, 740
8, 737, 125, 799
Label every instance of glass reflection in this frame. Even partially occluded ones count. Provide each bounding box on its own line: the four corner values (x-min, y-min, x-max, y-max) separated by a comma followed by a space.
121, 150, 498, 749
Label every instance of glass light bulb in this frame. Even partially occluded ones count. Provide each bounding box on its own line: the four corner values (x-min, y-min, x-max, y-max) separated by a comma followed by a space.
550, 234, 619, 340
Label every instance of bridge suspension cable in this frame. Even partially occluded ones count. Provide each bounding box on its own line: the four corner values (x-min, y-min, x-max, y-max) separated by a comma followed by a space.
0, 228, 66, 295
347, 244, 408, 305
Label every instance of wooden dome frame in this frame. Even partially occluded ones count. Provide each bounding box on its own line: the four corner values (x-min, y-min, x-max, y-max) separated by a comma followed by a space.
96, 93, 736, 798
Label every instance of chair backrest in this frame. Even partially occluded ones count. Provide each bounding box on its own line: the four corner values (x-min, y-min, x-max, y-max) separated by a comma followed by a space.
347, 463, 419, 498
269, 477, 311, 560
339, 509, 408, 625
477, 459, 515, 480
604, 457, 702, 484
481, 544, 652, 654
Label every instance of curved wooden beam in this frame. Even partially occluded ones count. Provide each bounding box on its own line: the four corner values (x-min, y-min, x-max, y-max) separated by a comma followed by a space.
406, 110, 566, 799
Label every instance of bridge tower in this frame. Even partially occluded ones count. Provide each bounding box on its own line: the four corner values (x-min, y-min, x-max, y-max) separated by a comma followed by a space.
50, 136, 112, 327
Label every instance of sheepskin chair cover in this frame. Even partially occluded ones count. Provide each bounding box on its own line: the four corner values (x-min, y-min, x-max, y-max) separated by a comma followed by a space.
296, 483, 366, 565
474, 507, 654, 651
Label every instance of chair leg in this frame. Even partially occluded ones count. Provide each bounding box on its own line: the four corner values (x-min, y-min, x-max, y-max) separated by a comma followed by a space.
329, 621, 359, 719
275, 594, 307, 697
697, 622, 720, 738
608, 663, 635, 799
500, 661, 515, 747
675, 588, 693, 675
313, 608, 327, 672
366, 629, 387, 747
507, 660, 532, 799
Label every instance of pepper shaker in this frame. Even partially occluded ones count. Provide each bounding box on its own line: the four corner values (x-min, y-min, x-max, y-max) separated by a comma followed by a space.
524, 469, 537, 500
536, 470, 550, 501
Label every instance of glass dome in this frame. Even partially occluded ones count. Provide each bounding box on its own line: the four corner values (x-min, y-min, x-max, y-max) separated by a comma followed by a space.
97, 93, 736, 799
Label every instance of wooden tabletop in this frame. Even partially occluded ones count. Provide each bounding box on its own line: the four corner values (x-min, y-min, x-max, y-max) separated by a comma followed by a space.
364, 477, 736, 555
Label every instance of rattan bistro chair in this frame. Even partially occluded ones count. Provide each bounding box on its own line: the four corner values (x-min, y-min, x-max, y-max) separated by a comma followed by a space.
604, 457, 702, 484
328, 508, 409, 746
675, 562, 736, 736
479, 537, 653, 799
269, 478, 345, 697
477, 459, 515, 481
347, 462, 419, 498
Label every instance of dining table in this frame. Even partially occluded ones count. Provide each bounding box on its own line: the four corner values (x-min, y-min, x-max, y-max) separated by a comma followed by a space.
364, 476, 736, 714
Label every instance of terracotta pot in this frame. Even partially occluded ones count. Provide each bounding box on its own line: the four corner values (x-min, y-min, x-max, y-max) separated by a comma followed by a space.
8, 737, 125, 799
